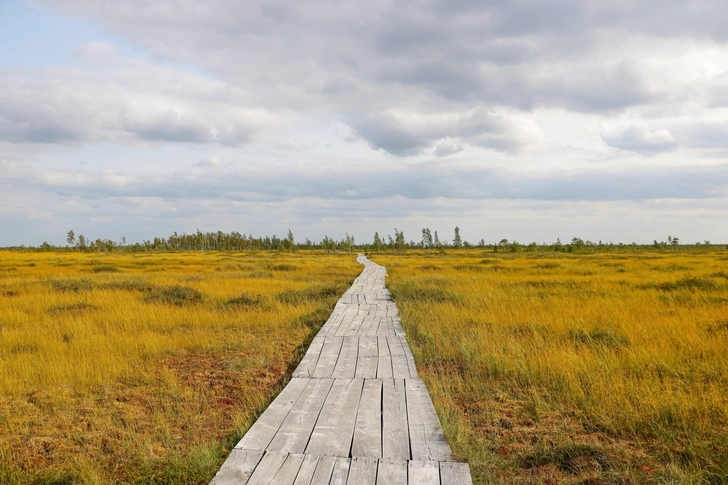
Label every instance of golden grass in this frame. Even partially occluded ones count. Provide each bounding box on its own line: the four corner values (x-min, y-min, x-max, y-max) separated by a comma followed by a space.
372, 250, 728, 484
0, 250, 360, 484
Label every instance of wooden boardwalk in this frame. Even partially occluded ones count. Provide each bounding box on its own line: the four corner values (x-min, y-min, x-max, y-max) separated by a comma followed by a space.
210, 255, 472, 485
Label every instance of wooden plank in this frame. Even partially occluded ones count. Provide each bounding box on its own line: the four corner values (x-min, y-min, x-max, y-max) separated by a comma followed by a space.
376, 316, 391, 336
329, 457, 351, 485
357, 309, 378, 336
382, 378, 410, 461
292, 454, 319, 485
363, 312, 378, 336
408, 461, 440, 485
406, 379, 453, 462
376, 336, 393, 379
236, 378, 309, 451
334, 314, 355, 337
346, 310, 366, 336
247, 452, 288, 485
375, 460, 407, 485
313, 337, 343, 378
306, 378, 364, 457
354, 337, 378, 379
346, 456, 377, 485
209, 449, 263, 485
269, 453, 305, 485
332, 336, 359, 378
319, 311, 342, 335
439, 462, 473, 485
267, 379, 334, 454
388, 336, 410, 378
400, 338, 419, 379
293, 338, 324, 378
351, 379, 382, 458
309, 456, 336, 485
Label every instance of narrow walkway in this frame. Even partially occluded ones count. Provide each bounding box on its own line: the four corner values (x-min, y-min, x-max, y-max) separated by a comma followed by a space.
211, 255, 472, 485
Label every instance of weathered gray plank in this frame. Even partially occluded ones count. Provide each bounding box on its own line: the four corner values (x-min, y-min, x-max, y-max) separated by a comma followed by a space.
358, 310, 378, 336
236, 378, 309, 451
313, 337, 344, 378
293, 338, 324, 378
346, 456, 377, 485
375, 460, 407, 485
334, 314, 356, 337
329, 457, 351, 485
309, 456, 336, 485
247, 452, 288, 485
292, 455, 319, 485
440, 462, 473, 485
408, 460, 440, 485
346, 310, 367, 336
388, 336, 410, 379
351, 379, 382, 458
400, 338, 419, 379
365, 315, 382, 336
382, 378, 410, 461
332, 336, 359, 379
210, 449, 263, 485
406, 379, 453, 462
269, 453, 306, 485
267, 379, 334, 454
376, 337, 393, 379
354, 337, 378, 379
306, 378, 364, 457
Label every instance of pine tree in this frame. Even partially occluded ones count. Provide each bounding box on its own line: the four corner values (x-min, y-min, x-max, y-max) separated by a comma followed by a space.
453, 226, 462, 249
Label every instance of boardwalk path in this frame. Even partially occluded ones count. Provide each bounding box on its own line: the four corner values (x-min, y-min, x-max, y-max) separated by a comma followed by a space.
211, 255, 472, 485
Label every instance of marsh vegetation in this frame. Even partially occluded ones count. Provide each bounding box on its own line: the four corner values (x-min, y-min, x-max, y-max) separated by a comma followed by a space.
0, 251, 360, 483
373, 250, 728, 484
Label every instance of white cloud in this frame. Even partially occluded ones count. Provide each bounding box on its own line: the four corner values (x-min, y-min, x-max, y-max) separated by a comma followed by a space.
195, 156, 222, 167
601, 125, 676, 153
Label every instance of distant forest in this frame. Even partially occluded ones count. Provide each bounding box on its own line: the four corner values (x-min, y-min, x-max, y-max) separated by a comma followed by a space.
3, 228, 724, 253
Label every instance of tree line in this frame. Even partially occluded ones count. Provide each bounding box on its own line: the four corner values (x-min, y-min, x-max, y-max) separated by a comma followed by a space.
6, 227, 723, 253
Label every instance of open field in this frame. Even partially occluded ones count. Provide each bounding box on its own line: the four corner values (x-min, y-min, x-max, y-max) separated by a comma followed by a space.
0, 251, 360, 484
372, 250, 728, 484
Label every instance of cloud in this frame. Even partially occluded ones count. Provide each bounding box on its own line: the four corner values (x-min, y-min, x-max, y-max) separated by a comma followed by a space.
27, 0, 728, 156
433, 140, 463, 157
601, 125, 676, 153
195, 156, 222, 167
0, 52, 282, 147
3, 159, 727, 204
350, 107, 544, 155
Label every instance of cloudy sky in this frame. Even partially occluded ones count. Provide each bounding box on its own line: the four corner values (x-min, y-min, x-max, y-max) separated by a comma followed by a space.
1, 0, 727, 246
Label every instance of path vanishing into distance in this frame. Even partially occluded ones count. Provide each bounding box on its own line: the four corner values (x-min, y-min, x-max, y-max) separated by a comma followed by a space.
211, 255, 472, 485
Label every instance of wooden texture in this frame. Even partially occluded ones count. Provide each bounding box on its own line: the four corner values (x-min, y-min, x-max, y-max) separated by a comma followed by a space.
351, 379, 382, 458
210, 255, 472, 484
408, 461, 440, 485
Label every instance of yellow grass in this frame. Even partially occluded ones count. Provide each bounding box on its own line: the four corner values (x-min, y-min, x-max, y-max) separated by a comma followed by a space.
0, 250, 360, 484
372, 250, 728, 484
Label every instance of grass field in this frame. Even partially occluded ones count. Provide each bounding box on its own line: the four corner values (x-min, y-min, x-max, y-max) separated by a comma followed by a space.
372, 250, 728, 485
0, 250, 360, 484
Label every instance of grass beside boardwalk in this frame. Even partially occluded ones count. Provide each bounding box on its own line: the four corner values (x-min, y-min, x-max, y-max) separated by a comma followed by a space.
0, 250, 360, 484
372, 250, 728, 485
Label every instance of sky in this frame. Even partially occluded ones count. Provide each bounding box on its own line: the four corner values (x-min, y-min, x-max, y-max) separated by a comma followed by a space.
1, 0, 728, 246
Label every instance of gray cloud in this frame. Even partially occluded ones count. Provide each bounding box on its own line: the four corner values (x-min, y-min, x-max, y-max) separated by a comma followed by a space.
30, 0, 727, 155
601, 125, 677, 153
3, 159, 727, 203
350, 108, 543, 155
602, 122, 728, 153
433, 140, 463, 157
0, 60, 279, 146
